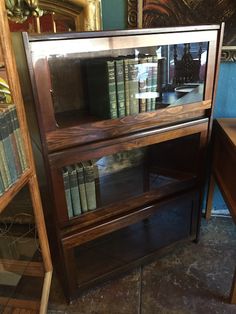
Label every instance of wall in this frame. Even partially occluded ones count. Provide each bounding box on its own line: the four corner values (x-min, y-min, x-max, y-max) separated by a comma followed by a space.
101, 0, 235, 213
101, 0, 127, 30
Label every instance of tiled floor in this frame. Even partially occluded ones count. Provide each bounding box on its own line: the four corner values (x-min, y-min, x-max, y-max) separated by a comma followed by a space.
48, 217, 236, 314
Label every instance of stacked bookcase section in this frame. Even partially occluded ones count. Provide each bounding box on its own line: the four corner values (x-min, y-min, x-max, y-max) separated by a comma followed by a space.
13, 25, 224, 301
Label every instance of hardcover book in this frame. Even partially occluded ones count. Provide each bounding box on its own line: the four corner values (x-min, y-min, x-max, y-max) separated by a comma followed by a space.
67, 165, 82, 216
76, 163, 88, 213
115, 59, 126, 117
0, 109, 18, 184
82, 160, 97, 211
0, 106, 22, 177
62, 167, 73, 219
85, 58, 118, 119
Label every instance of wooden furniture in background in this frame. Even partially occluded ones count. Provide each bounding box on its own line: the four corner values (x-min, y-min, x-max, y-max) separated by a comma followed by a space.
206, 118, 236, 304
13, 24, 224, 301
0, 2, 52, 313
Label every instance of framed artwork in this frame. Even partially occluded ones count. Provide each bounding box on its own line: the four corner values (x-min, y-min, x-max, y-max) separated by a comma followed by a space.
127, 0, 236, 62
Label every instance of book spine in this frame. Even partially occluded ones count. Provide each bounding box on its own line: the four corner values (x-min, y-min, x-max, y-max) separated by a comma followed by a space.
11, 105, 27, 171
124, 58, 130, 116
128, 59, 139, 115
0, 137, 11, 189
157, 58, 164, 99
138, 57, 147, 113
0, 171, 4, 196
67, 166, 82, 216
146, 56, 153, 112
83, 161, 96, 211
3, 107, 22, 177
0, 111, 18, 184
76, 163, 88, 213
107, 60, 118, 119
62, 168, 73, 219
115, 59, 126, 117
151, 56, 158, 111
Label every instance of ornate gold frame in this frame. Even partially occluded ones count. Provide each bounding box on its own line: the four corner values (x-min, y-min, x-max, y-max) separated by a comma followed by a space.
39, 0, 101, 31
127, 0, 236, 62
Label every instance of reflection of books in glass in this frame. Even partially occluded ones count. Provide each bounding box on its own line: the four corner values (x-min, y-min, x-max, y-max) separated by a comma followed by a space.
96, 148, 146, 177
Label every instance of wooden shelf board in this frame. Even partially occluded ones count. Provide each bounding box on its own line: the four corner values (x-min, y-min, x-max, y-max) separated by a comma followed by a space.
0, 259, 45, 278
46, 100, 211, 152
0, 168, 33, 213
62, 176, 196, 242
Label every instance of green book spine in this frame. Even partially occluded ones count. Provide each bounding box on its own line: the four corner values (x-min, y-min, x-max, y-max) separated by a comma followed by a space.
0, 171, 4, 196
115, 59, 126, 117
76, 163, 88, 213
128, 59, 139, 115
1, 107, 22, 177
0, 140, 11, 189
107, 60, 118, 119
11, 105, 27, 171
151, 56, 158, 111
0, 111, 18, 184
124, 58, 130, 116
146, 56, 153, 112
86, 59, 118, 119
62, 168, 73, 219
67, 165, 82, 216
82, 161, 96, 211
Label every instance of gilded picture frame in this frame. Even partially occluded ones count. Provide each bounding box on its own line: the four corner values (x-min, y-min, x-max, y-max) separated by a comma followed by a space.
127, 0, 236, 62
6, 0, 102, 33
39, 0, 102, 31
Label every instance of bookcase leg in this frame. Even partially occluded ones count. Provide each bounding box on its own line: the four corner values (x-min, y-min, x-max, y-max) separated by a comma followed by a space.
28, 176, 52, 273
205, 174, 215, 220
62, 246, 78, 302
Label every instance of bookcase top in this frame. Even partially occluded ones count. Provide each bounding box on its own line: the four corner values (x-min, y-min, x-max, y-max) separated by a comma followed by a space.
26, 24, 221, 42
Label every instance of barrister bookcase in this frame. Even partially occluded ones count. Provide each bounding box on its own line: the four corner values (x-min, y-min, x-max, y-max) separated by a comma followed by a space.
13, 24, 224, 301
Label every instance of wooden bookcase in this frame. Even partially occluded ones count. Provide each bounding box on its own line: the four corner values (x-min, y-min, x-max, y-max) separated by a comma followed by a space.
13, 24, 224, 301
0, 2, 52, 313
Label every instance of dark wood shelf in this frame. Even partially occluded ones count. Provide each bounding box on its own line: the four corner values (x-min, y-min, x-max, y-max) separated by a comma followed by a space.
46, 101, 211, 152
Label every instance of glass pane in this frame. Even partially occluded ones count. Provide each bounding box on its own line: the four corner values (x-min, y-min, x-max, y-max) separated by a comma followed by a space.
31, 39, 208, 128
62, 133, 200, 219
0, 187, 44, 311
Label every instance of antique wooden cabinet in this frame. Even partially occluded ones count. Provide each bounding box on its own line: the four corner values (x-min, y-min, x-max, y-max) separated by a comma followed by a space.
13, 24, 224, 301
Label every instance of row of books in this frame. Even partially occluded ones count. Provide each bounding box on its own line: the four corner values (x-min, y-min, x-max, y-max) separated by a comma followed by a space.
62, 161, 97, 219
86, 55, 163, 119
0, 103, 28, 196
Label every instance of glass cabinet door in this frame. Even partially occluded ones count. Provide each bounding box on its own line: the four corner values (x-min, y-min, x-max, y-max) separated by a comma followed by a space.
29, 31, 212, 130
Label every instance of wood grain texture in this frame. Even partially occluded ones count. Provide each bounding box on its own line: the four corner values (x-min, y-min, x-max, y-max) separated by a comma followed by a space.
205, 118, 236, 304
46, 101, 211, 152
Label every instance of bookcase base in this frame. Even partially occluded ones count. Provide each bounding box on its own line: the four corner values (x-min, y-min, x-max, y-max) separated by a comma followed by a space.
57, 189, 199, 302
